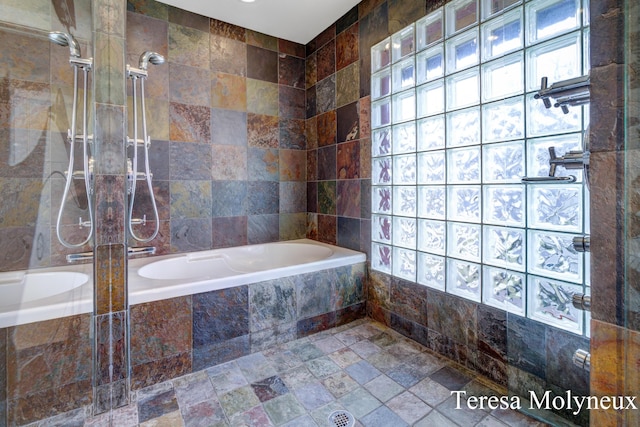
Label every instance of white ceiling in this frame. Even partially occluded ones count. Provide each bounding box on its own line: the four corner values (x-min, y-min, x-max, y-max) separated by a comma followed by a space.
156, 0, 362, 45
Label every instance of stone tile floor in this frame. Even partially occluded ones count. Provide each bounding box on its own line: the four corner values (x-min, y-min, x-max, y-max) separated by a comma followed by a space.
53, 318, 556, 426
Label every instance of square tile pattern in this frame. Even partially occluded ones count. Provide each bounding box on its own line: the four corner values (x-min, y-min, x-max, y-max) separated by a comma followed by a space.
72, 319, 551, 426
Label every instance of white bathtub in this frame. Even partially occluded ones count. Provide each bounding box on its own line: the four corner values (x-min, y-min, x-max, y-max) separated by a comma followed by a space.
0, 239, 366, 328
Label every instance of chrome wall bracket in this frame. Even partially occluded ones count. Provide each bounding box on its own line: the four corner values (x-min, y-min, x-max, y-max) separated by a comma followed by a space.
534, 74, 590, 114
572, 294, 591, 311
573, 349, 591, 372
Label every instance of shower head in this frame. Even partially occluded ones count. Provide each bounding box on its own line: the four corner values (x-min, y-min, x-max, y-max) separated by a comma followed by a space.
138, 51, 165, 71
49, 31, 81, 58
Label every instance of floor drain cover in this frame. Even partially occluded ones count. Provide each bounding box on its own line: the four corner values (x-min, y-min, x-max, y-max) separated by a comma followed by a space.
328, 410, 355, 427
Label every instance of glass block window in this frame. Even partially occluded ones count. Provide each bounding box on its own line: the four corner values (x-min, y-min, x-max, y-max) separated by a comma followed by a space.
371, 0, 590, 335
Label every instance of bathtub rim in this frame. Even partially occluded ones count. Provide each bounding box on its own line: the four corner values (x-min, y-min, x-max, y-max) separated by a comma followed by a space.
0, 239, 366, 328
128, 239, 366, 306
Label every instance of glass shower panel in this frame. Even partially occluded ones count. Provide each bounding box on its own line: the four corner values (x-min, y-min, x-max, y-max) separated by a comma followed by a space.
0, 3, 93, 270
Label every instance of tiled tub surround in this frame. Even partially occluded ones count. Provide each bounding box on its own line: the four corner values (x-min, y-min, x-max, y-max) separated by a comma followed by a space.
0, 241, 365, 425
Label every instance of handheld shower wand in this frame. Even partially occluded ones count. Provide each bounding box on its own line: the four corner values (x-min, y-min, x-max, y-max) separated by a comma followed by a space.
50, 31, 95, 250
127, 51, 164, 243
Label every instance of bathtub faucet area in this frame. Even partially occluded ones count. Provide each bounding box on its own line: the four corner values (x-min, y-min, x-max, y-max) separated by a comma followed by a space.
66, 246, 157, 263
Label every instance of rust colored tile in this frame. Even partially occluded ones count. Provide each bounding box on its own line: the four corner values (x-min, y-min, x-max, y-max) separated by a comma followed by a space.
591, 320, 625, 397
210, 18, 246, 41
317, 40, 336, 82
169, 6, 209, 32
130, 296, 193, 366
247, 30, 278, 50
306, 52, 317, 89
131, 352, 192, 390
306, 213, 318, 239
388, 0, 426, 34
337, 102, 359, 143
590, 64, 625, 152
279, 39, 305, 58
360, 137, 372, 179
358, 96, 371, 140
210, 35, 247, 76
315, 24, 336, 50
336, 23, 359, 71
306, 85, 317, 118
127, 0, 169, 20
95, 244, 126, 314
279, 118, 305, 149
169, 103, 211, 143
7, 379, 91, 426
7, 315, 91, 398
279, 86, 305, 120
279, 55, 305, 88
590, 151, 624, 326
95, 314, 112, 386
306, 116, 318, 150
359, 0, 387, 18
247, 45, 278, 83
317, 110, 337, 147
280, 149, 306, 181
589, 406, 624, 427
307, 149, 318, 182
337, 141, 360, 180
248, 113, 279, 148
337, 180, 361, 217
336, 63, 360, 108
211, 72, 247, 111
318, 214, 337, 245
